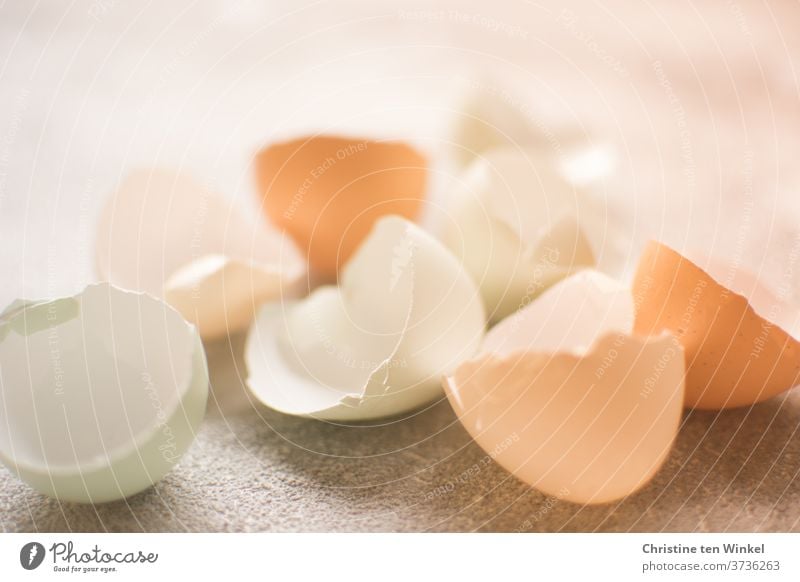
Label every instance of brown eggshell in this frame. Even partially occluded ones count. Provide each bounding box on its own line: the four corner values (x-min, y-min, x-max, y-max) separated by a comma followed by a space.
632, 240, 800, 409
255, 135, 427, 279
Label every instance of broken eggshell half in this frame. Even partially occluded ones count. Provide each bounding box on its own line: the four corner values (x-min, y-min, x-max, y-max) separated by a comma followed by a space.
442, 145, 596, 324
633, 240, 800, 410
95, 168, 305, 340
245, 215, 485, 421
255, 135, 427, 280
444, 270, 685, 504
0, 283, 208, 503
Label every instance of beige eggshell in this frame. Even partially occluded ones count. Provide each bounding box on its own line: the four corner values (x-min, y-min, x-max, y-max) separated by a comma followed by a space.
255, 135, 428, 280
443, 146, 596, 323
633, 240, 800, 410
164, 254, 303, 341
444, 270, 685, 504
245, 215, 485, 421
95, 168, 305, 339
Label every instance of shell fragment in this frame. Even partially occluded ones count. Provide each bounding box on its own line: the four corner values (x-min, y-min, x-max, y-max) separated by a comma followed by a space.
444, 270, 685, 504
443, 146, 596, 323
246, 215, 485, 421
96, 168, 305, 339
633, 241, 800, 409
255, 135, 428, 280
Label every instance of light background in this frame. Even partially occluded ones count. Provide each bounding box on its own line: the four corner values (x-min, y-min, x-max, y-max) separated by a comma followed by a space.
2, 0, 800, 531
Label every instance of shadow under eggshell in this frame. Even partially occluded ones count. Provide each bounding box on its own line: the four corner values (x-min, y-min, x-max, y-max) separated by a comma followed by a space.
255, 135, 427, 279
632, 240, 800, 410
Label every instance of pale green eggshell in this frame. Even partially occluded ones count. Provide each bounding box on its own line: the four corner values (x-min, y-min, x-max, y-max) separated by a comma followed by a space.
0, 283, 208, 503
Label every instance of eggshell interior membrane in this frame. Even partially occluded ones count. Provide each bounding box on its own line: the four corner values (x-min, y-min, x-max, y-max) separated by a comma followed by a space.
443, 145, 596, 323
246, 215, 485, 421
444, 270, 685, 504
255, 135, 427, 280
632, 240, 800, 410
96, 168, 305, 339
0, 284, 208, 502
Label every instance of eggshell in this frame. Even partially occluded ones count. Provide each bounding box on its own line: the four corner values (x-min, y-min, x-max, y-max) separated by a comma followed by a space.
633, 240, 800, 409
255, 135, 427, 279
245, 215, 485, 421
164, 254, 303, 341
0, 283, 208, 503
95, 168, 305, 339
443, 145, 596, 323
450, 84, 588, 166
444, 270, 685, 504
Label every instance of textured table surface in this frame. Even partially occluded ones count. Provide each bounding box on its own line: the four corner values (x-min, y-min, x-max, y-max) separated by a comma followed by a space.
2, 0, 800, 532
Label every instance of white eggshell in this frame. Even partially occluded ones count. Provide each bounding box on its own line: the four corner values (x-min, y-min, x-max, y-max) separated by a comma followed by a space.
443, 146, 596, 323
0, 284, 208, 503
451, 85, 587, 166
95, 168, 305, 339
245, 215, 486, 421
444, 270, 685, 504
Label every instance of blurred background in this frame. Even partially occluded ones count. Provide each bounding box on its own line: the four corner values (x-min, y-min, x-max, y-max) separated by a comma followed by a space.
3, 0, 800, 306
2, 1, 800, 532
